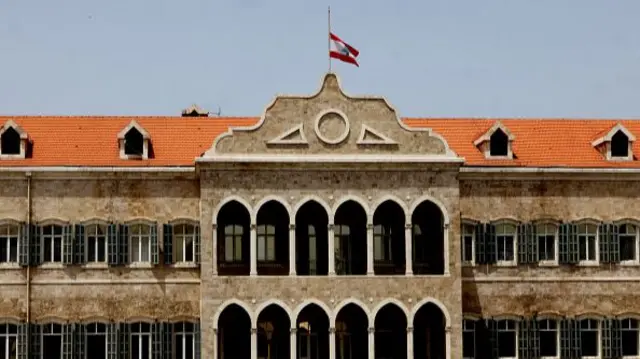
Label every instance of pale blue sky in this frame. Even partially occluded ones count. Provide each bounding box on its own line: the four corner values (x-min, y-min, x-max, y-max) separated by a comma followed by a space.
1, 0, 640, 118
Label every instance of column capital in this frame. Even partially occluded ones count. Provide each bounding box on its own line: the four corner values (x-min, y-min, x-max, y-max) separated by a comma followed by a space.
368, 327, 375, 334
250, 223, 257, 230
290, 327, 298, 334
329, 327, 336, 333
405, 223, 412, 230
366, 223, 374, 230
328, 223, 335, 230
443, 223, 450, 230
289, 224, 296, 230
406, 326, 414, 333
213, 328, 218, 334
251, 328, 258, 334
445, 326, 452, 333
212, 223, 218, 230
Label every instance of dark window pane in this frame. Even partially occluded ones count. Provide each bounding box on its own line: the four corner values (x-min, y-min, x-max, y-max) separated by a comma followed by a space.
581, 332, 598, 356
97, 238, 106, 262
53, 238, 62, 262
132, 336, 139, 359
176, 335, 183, 359
463, 237, 473, 262
462, 331, 475, 357
185, 334, 194, 359
185, 240, 194, 262
87, 335, 106, 359
8, 238, 17, 262
622, 330, 639, 356
540, 331, 557, 356
0, 238, 7, 263
621, 236, 636, 261
88, 239, 96, 262
45, 239, 52, 262
497, 332, 515, 357
43, 336, 62, 359
141, 336, 149, 359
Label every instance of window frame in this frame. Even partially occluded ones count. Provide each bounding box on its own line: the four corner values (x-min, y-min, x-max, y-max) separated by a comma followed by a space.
172, 222, 197, 263
129, 223, 153, 264
256, 224, 276, 262
84, 223, 108, 264
620, 317, 640, 359
494, 222, 517, 266
223, 224, 244, 263
0, 322, 19, 359
495, 318, 518, 359
536, 222, 559, 266
0, 222, 20, 264
462, 317, 477, 359
172, 322, 196, 359
40, 322, 64, 359
130, 322, 153, 359
461, 222, 475, 266
576, 222, 599, 266
537, 317, 560, 359
40, 223, 66, 264
578, 317, 601, 359
373, 224, 393, 262
617, 221, 640, 266
84, 322, 108, 359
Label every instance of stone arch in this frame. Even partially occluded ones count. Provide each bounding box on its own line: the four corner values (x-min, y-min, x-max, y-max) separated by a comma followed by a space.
331, 298, 371, 327
410, 196, 450, 275
293, 196, 332, 220
293, 299, 332, 322
294, 197, 331, 275
410, 297, 452, 327
372, 195, 409, 218
252, 195, 293, 223
331, 195, 371, 223
409, 195, 450, 225
371, 298, 410, 328
213, 196, 252, 225
253, 299, 293, 327
214, 299, 254, 328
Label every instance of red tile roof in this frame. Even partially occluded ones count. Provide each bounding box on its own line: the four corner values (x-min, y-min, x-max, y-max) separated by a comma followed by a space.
1, 116, 639, 168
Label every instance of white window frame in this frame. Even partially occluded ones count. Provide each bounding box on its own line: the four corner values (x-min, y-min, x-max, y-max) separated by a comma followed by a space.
620, 317, 640, 359
41, 323, 63, 359
223, 224, 243, 263
495, 223, 517, 266
579, 318, 601, 359
173, 223, 196, 263
41, 224, 64, 263
536, 223, 559, 266
0, 323, 18, 359
462, 318, 476, 359
618, 222, 639, 265
0, 223, 19, 264
576, 223, 599, 266
130, 323, 152, 359
85, 224, 108, 263
538, 318, 560, 359
496, 319, 518, 359
173, 322, 196, 359
257, 224, 276, 262
461, 223, 475, 266
129, 224, 152, 263
85, 322, 108, 359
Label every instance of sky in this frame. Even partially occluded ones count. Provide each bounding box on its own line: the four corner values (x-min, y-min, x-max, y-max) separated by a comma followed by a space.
2, 0, 640, 118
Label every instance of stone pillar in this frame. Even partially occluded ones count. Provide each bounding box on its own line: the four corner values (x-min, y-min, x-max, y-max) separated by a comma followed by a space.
329, 327, 336, 359
251, 328, 258, 359
406, 326, 414, 359
368, 327, 375, 359
212, 328, 218, 359
250, 224, 257, 276
366, 223, 374, 276
443, 223, 450, 275
328, 224, 335, 276
404, 221, 413, 276
445, 326, 452, 359
289, 224, 296, 276
290, 328, 297, 359
212, 224, 218, 275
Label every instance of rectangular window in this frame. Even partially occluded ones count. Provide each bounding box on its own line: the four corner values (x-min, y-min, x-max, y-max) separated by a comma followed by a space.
42, 324, 62, 359
0, 225, 18, 263
497, 320, 516, 358
462, 319, 475, 359
174, 322, 195, 359
579, 319, 599, 357
0, 324, 17, 359
257, 225, 276, 261
536, 223, 557, 262
130, 323, 152, 359
622, 318, 639, 357
461, 224, 475, 264
496, 223, 516, 264
42, 225, 64, 263
224, 225, 243, 262
86, 225, 107, 263
130, 224, 151, 263
577, 223, 598, 262
85, 323, 107, 359
373, 225, 392, 261
334, 225, 352, 275
619, 224, 638, 262
173, 224, 196, 262
538, 319, 558, 357
308, 225, 317, 275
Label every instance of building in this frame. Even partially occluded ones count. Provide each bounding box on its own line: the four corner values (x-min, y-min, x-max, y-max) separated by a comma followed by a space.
0, 73, 639, 358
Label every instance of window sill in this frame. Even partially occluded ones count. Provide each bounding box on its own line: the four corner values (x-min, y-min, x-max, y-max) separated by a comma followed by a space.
462, 261, 475, 267
620, 260, 640, 266
82, 263, 109, 269
39, 263, 65, 269
578, 261, 600, 267
171, 262, 198, 269
495, 261, 517, 267
538, 261, 559, 267
127, 263, 154, 269
0, 263, 21, 269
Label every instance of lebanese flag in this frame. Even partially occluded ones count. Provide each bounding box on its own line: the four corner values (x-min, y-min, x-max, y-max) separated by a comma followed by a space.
329, 32, 359, 67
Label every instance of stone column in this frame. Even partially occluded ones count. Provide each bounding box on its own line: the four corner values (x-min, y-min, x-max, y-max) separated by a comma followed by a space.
212, 224, 218, 275
328, 224, 335, 276
250, 224, 257, 276
289, 224, 296, 276
406, 326, 414, 359
366, 223, 374, 276
404, 221, 413, 276
212, 328, 218, 359
368, 327, 375, 359
329, 327, 336, 359
445, 326, 452, 359
443, 223, 450, 275
251, 328, 258, 359
290, 328, 297, 359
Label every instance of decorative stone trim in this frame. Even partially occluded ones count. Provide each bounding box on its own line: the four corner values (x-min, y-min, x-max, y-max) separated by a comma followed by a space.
368, 327, 375, 334
267, 124, 309, 146
289, 224, 296, 230
357, 124, 397, 145
328, 224, 334, 230
366, 223, 374, 230
405, 223, 413, 230
251, 328, 258, 334
314, 109, 350, 145
329, 327, 336, 333
250, 223, 257, 230
212, 224, 217, 230
290, 328, 297, 334
406, 326, 414, 333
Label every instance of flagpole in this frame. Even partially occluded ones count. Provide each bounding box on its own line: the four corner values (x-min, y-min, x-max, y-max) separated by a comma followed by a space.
328, 5, 332, 72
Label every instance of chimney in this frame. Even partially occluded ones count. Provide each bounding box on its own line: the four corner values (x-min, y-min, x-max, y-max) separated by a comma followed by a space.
181, 104, 209, 117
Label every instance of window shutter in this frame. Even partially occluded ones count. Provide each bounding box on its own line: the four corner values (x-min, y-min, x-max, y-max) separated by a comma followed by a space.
107, 323, 118, 359
560, 319, 571, 359
63, 224, 74, 265
195, 320, 202, 359
610, 223, 620, 264
572, 319, 581, 358
485, 224, 497, 264
529, 318, 540, 359
487, 318, 499, 359
74, 224, 86, 265
474, 223, 486, 265
17, 323, 28, 359
163, 224, 173, 265
151, 223, 159, 265
163, 322, 173, 359
19, 222, 29, 267
62, 323, 73, 359
30, 225, 41, 266
118, 323, 130, 359
559, 223, 570, 264
599, 223, 610, 263
518, 224, 529, 265
30, 324, 41, 359
612, 318, 622, 358
107, 223, 119, 266
568, 223, 579, 264
528, 223, 538, 264
602, 318, 612, 359
518, 318, 529, 359
119, 224, 129, 265
151, 322, 162, 358
74, 324, 86, 359
194, 223, 201, 265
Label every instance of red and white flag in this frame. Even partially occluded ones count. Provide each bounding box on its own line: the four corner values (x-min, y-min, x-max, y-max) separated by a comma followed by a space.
329, 32, 359, 67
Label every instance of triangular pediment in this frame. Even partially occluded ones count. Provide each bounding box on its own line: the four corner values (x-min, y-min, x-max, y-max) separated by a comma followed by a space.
592, 122, 636, 146
0, 120, 28, 139
473, 121, 515, 146
117, 120, 150, 140
267, 124, 308, 146
357, 124, 397, 145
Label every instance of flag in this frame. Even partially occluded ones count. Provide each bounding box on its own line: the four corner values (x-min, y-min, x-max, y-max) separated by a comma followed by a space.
329, 32, 359, 67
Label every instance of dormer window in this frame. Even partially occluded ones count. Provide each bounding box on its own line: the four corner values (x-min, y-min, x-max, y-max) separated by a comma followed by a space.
591, 123, 635, 161
117, 120, 151, 160
0, 120, 28, 159
473, 121, 515, 159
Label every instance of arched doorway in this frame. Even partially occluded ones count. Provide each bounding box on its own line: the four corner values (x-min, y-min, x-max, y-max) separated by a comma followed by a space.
374, 304, 407, 359
413, 303, 446, 359
256, 201, 290, 275
296, 304, 330, 359
335, 303, 368, 359
334, 201, 367, 275
257, 304, 291, 359
216, 200, 251, 275
411, 201, 445, 274
218, 304, 251, 359
295, 201, 329, 275
372, 200, 406, 275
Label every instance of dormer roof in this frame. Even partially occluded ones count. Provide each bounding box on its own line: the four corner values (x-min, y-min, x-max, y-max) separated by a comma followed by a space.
473, 121, 515, 146
117, 120, 151, 140
0, 120, 28, 139
591, 122, 636, 147
181, 104, 209, 117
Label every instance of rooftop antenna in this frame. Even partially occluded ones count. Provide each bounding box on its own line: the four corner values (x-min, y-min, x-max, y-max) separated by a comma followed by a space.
212, 106, 222, 116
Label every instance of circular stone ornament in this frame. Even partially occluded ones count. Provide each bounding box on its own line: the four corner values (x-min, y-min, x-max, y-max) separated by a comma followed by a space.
314, 109, 350, 145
